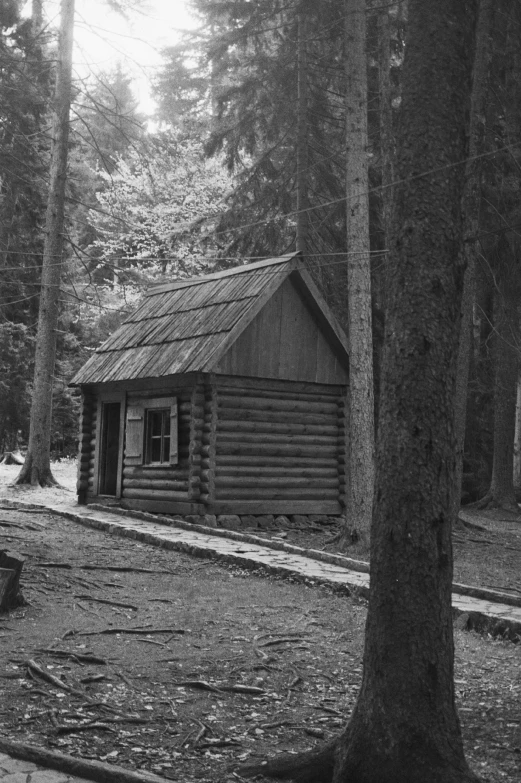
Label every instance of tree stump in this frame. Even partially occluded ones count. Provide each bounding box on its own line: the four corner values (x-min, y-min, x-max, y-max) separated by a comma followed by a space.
0, 551, 26, 611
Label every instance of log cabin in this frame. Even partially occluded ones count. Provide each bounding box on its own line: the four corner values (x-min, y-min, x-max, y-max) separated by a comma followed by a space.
70, 253, 350, 519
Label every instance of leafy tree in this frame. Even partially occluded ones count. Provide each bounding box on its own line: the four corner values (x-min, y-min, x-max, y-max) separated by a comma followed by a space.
83, 130, 231, 287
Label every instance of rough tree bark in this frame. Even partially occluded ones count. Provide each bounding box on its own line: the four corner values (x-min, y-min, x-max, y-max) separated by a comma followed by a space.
295, 1, 309, 255
15, 0, 75, 487
476, 273, 519, 511
452, 0, 495, 521
513, 370, 521, 495
237, 0, 480, 781
475, 0, 521, 513
345, 0, 374, 545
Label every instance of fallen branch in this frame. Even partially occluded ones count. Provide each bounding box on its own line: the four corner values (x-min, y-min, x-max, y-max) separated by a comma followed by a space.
79, 627, 185, 637
80, 565, 174, 574
26, 659, 75, 694
56, 721, 115, 735
221, 684, 265, 695
259, 637, 306, 647
0, 737, 167, 783
175, 680, 223, 693
73, 595, 139, 611
36, 649, 107, 665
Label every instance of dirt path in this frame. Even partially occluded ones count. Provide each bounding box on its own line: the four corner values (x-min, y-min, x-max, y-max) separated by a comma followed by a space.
0, 463, 520, 783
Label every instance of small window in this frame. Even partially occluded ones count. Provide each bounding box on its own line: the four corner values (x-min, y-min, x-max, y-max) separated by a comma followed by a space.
125, 396, 178, 467
145, 408, 171, 465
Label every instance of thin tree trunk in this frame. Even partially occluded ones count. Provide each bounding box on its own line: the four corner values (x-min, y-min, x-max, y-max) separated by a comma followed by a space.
237, 0, 480, 780
377, 4, 393, 257
513, 370, 521, 495
345, 0, 374, 545
296, 3, 309, 255
477, 277, 519, 511
15, 0, 75, 487
453, 0, 495, 520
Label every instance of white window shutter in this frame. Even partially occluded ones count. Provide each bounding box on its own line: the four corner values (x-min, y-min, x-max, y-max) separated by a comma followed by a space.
125, 406, 144, 465
169, 401, 178, 465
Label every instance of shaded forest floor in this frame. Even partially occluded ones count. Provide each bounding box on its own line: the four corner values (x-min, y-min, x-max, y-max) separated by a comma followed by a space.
0, 461, 520, 783
0, 508, 519, 783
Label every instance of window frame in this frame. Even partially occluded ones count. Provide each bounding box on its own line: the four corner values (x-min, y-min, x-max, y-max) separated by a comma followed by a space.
125, 396, 178, 468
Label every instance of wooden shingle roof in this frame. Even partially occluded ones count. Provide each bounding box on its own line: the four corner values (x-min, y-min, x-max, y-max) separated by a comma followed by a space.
70, 253, 349, 385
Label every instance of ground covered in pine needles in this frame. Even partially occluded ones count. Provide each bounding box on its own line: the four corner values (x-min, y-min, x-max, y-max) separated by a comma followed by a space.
0, 461, 519, 783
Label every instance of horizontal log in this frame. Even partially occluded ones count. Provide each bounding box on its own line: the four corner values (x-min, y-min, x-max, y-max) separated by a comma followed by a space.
124, 479, 189, 492
218, 396, 340, 415
216, 433, 338, 448
216, 381, 343, 401
218, 408, 341, 426
216, 420, 338, 437
122, 488, 190, 501
123, 467, 189, 480
214, 454, 339, 468
215, 476, 339, 489
213, 466, 339, 479
216, 488, 339, 500
204, 443, 338, 458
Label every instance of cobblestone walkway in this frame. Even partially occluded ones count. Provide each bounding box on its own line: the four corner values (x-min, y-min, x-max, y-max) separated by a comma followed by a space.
6, 499, 521, 628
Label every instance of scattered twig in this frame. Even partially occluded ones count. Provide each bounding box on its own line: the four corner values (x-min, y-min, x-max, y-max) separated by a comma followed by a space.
261, 719, 294, 730
79, 674, 106, 684
25, 659, 73, 693
259, 637, 306, 647
315, 704, 343, 717
73, 595, 139, 611
115, 671, 135, 689
193, 723, 207, 744
36, 649, 107, 665
34, 563, 72, 569
175, 680, 223, 693
220, 684, 265, 695
79, 627, 185, 637
133, 639, 166, 647
56, 721, 115, 735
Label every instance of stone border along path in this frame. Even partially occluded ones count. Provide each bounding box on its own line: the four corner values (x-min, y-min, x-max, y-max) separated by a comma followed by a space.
2, 499, 520, 642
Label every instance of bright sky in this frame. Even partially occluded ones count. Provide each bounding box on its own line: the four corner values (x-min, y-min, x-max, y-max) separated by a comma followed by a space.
27, 0, 198, 114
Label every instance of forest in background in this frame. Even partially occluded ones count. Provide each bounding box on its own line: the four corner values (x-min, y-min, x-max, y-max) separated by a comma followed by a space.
1, 0, 521, 509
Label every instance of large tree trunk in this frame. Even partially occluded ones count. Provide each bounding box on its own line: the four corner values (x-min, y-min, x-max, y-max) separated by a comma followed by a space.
238, 0, 479, 781
15, 0, 75, 487
345, 0, 374, 546
452, 0, 495, 520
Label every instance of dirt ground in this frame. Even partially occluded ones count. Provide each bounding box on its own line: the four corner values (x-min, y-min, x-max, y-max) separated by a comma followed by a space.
0, 462, 520, 783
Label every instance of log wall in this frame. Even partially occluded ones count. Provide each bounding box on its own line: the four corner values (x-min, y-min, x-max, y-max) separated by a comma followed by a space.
79, 374, 348, 517
208, 376, 347, 515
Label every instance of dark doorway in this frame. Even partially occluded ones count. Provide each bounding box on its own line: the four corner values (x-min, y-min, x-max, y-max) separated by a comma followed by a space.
99, 402, 121, 496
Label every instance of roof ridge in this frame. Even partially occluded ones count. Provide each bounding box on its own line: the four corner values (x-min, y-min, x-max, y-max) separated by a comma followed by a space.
145, 252, 300, 296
